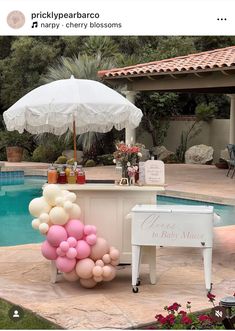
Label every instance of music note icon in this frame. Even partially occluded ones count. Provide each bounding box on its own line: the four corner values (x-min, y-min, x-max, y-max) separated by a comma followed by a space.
31, 21, 38, 28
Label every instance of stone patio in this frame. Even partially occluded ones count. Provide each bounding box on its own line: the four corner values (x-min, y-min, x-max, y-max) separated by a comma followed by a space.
1, 162, 235, 329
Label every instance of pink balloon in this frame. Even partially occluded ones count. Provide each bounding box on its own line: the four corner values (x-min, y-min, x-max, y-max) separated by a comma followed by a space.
60, 241, 69, 252
41, 241, 58, 260
80, 277, 97, 288
76, 240, 91, 259
56, 256, 76, 273
56, 247, 66, 257
66, 247, 77, 259
47, 225, 67, 247
84, 225, 97, 235
89, 237, 109, 260
65, 220, 84, 240
110, 249, 120, 260
102, 265, 116, 282
67, 237, 77, 248
86, 234, 97, 246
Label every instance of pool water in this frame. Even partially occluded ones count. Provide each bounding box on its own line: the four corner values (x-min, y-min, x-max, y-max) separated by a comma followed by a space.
0, 176, 47, 246
157, 195, 235, 227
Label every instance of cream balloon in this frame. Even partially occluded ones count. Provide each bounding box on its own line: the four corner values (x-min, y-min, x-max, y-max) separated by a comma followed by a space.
43, 184, 62, 206
29, 197, 51, 218
110, 259, 119, 266
89, 237, 109, 261
39, 213, 50, 224
32, 218, 40, 229
95, 259, 104, 267
66, 192, 77, 203
55, 197, 65, 207
92, 265, 103, 277
102, 265, 116, 282
49, 207, 69, 225
80, 277, 97, 289
102, 265, 112, 278
39, 222, 49, 234
102, 254, 111, 264
68, 204, 81, 219
63, 200, 73, 212
110, 249, 120, 260
63, 270, 79, 282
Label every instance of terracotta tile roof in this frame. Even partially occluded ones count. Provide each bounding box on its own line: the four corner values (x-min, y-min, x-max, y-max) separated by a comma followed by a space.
98, 46, 235, 79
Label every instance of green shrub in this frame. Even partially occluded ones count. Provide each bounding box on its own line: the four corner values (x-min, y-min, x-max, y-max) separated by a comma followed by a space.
32, 145, 61, 163
55, 155, 68, 164
84, 159, 96, 167
98, 154, 114, 165
67, 158, 75, 165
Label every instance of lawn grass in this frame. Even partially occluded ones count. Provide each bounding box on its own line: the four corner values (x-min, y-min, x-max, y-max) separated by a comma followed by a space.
0, 298, 61, 329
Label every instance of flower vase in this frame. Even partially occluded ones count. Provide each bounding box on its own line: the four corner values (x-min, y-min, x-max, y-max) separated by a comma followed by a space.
122, 166, 129, 184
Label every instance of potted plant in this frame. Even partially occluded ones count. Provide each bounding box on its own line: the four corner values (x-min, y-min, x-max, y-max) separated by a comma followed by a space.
0, 130, 34, 162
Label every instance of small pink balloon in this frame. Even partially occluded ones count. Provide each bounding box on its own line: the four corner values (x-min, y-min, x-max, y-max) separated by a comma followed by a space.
102, 254, 111, 264
86, 234, 97, 246
41, 241, 57, 260
102, 265, 112, 278
65, 219, 84, 240
56, 256, 76, 273
63, 270, 79, 282
93, 276, 103, 282
110, 259, 119, 266
47, 225, 67, 247
66, 247, 77, 259
76, 240, 91, 259
60, 241, 70, 252
110, 249, 120, 260
92, 265, 103, 277
84, 225, 97, 235
67, 236, 77, 248
56, 247, 66, 257
95, 259, 104, 267
103, 265, 116, 282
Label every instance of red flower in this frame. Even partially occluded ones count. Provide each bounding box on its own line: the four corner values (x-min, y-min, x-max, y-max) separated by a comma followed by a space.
207, 292, 216, 301
198, 314, 211, 322
181, 315, 193, 325
178, 310, 187, 316
155, 314, 164, 320
166, 314, 175, 325
167, 302, 181, 312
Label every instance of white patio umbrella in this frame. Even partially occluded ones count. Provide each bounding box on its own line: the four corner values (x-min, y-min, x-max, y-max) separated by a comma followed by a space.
3, 77, 143, 160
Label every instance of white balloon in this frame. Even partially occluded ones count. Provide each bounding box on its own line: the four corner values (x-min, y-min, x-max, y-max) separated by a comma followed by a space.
62, 190, 70, 197
43, 184, 62, 206
66, 192, 77, 203
68, 204, 82, 219
49, 206, 69, 225
39, 222, 49, 234
63, 200, 73, 211
55, 196, 65, 207
32, 218, 40, 229
39, 213, 50, 224
29, 197, 51, 217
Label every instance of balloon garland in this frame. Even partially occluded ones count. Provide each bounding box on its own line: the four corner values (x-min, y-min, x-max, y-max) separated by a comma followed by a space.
29, 184, 120, 288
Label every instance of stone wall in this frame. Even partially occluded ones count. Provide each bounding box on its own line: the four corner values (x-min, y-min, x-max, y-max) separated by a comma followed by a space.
136, 119, 229, 162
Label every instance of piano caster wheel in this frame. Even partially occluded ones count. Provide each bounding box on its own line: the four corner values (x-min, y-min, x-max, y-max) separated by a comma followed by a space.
136, 278, 141, 286
132, 286, 139, 293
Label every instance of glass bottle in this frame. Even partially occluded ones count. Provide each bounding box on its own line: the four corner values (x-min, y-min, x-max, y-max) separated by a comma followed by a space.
47, 165, 57, 184
76, 165, 86, 184
67, 168, 77, 184
57, 168, 67, 184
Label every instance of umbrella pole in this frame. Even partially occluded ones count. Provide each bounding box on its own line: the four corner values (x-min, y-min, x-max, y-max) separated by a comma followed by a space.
73, 120, 77, 161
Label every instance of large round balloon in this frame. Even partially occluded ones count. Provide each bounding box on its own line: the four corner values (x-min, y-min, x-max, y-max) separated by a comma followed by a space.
89, 237, 109, 260
29, 197, 51, 218
43, 184, 62, 206
65, 219, 84, 240
80, 277, 97, 289
47, 225, 67, 247
49, 207, 69, 225
41, 240, 58, 260
75, 258, 95, 279
56, 256, 76, 273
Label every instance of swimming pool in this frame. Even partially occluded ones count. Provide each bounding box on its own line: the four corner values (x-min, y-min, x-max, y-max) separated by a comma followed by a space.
0, 176, 47, 246
157, 195, 235, 227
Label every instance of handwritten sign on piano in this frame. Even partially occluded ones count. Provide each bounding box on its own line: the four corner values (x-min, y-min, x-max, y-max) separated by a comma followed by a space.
144, 160, 165, 185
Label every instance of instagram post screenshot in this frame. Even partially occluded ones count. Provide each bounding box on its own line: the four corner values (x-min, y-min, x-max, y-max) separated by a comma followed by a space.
0, 0, 235, 329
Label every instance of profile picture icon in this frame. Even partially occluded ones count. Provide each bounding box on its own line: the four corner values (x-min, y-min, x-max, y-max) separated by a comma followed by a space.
7, 10, 25, 29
